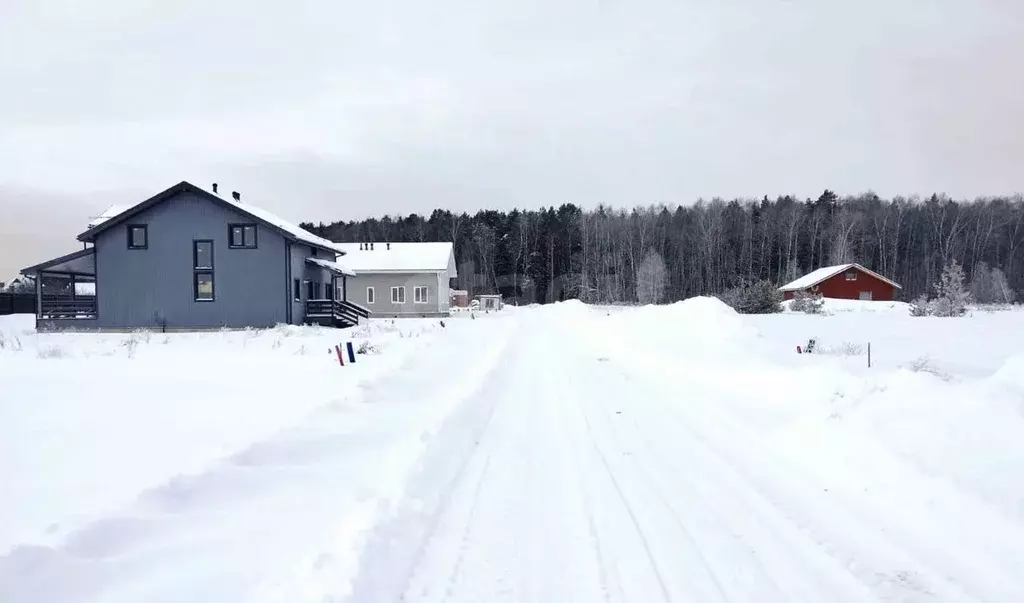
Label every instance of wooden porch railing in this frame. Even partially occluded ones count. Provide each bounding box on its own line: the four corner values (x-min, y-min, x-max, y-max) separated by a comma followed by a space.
305, 298, 371, 325
40, 295, 97, 319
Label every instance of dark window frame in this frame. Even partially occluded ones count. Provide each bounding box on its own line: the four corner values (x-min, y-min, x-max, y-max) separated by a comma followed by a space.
127, 224, 148, 250
193, 239, 214, 270
293, 278, 301, 301
305, 279, 313, 300
228, 223, 258, 249
845, 270, 858, 281
194, 271, 215, 302
367, 286, 375, 304
193, 240, 215, 302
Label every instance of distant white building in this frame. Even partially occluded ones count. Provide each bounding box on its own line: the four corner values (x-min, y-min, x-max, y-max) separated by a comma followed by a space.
1, 275, 35, 292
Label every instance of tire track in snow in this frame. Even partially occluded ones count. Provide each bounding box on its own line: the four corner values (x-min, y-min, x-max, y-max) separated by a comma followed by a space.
441, 454, 492, 601
579, 388, 743, 603
342, 327, 517, 602
579, 321, 989, 602
578, 398, 674, 603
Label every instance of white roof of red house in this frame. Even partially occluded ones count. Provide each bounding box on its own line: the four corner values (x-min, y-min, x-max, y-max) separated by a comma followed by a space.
779, 263, 901, 291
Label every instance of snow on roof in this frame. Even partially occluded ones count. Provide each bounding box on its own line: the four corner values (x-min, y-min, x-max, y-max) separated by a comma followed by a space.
780, 264, 854, 291
331, 242, 455, 274
88, 204, 126, 228
305, 257, 356, 277
217, 196, 344, 254
80, 183, 344, 254
779, 263, 902, 291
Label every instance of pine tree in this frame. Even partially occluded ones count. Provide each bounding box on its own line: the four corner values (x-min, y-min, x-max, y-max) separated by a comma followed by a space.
931, 260, 971, 317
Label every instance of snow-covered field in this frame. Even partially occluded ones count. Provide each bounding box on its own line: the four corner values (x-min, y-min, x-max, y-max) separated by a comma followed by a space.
2, 300, 1024, 602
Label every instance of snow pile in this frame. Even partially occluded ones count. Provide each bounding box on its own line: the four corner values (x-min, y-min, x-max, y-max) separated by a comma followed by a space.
782, 297, 911, 314
602, 296, 758, 362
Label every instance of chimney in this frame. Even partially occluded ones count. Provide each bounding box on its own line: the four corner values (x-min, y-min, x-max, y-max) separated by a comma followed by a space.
212, 183, 219, 194
232, 191, 241, 202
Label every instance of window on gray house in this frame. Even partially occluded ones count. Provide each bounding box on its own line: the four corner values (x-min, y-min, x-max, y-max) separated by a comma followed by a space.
194, 240, 213, 269
127, 225, 148, 249
367, 287, 375, 304
194, 273, 214, 301
305, 280, 314, 299
293, 279, 301, 300
193, 240, 214, 301
229, 224, 257, 248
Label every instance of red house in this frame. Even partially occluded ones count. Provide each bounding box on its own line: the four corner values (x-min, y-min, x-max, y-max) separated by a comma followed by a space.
780, 263, 902, 301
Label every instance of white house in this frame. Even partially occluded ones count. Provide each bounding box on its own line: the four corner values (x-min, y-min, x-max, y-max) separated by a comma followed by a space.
333, 242, 457, 317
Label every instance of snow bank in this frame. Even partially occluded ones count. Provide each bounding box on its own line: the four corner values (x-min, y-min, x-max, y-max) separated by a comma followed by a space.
600, 296, 758, 362
0, 317, 445, 554
782, 297, 912, 314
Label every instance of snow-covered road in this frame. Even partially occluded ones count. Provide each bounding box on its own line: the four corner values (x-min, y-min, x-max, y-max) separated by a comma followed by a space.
348, 306, 1024, 603
4, 302, 1024, 602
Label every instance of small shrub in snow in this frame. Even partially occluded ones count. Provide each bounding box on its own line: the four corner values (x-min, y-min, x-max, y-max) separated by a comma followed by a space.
271, 338, 283, 350
909, 295, 932, 317
719, 279, 783, 314
121, 336, 139, 358
357, 341, 382, 355
790, 290, 825, 314
904, 356, 952, 381
36, 346, 66, 359
814, 341, 865, 356
0, 332, 24, 352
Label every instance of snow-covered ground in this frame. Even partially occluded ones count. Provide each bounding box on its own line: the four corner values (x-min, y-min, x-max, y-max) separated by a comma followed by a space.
2, 301, 1024, 602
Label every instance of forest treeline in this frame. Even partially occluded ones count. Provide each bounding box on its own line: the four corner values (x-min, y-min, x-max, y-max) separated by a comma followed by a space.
302, 190, 1024, 305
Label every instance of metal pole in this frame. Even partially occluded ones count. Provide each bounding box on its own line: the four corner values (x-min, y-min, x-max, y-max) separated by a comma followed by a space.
868, 342, 871, 368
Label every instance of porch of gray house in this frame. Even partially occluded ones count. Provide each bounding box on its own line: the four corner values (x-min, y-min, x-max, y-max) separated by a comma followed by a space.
22, 248, 98, 326
302, 260, 371, 328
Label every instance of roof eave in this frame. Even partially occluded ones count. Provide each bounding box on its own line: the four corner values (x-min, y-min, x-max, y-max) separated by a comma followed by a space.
21, 247, 96, 274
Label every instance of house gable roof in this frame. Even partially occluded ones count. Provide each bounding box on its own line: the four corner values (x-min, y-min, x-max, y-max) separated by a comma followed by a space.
332, 242, 456, 275
779, 263, 902, 291
76, 181, 343, 254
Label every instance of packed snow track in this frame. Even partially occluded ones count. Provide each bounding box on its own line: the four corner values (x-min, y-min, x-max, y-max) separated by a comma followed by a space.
348, 305, 1024, 603
3, 301, 1024, 602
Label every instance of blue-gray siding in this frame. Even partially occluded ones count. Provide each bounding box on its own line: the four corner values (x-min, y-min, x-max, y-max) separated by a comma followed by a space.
93, 191, 289, 328
288, 243, 335, 324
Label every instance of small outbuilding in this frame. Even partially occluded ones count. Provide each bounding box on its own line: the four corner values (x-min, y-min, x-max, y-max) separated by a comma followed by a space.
476, 294, 503, 311
780, 263, 901, 301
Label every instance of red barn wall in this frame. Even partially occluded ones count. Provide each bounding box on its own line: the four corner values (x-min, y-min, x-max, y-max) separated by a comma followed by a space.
817, 272, 896, 300
785, 267, 897, 301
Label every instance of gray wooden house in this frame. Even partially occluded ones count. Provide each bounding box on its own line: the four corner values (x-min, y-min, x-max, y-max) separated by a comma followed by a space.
334, 242, 457, 318
21, 181, 368, 330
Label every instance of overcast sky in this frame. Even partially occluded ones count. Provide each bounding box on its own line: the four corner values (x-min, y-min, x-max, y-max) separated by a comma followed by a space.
1, 0, 1022, 279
